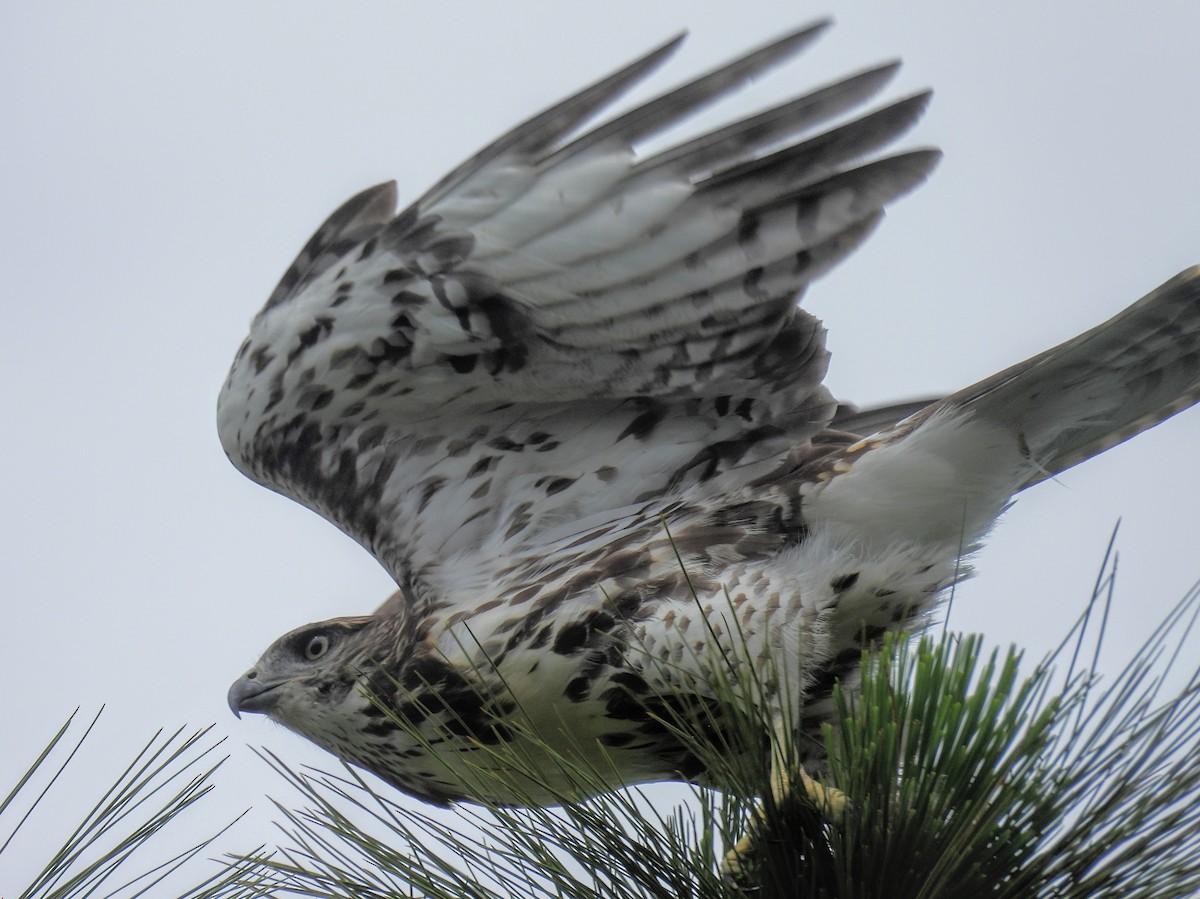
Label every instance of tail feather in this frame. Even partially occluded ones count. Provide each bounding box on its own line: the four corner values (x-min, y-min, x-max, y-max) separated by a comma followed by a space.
946, 267, 1200, 487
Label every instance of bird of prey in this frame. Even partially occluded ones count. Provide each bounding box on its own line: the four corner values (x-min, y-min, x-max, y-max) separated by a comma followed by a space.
223, 21, 1200, 812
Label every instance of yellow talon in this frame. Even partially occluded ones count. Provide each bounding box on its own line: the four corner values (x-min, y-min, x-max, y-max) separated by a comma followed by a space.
791, 768, 847, 823
721, 767, 848, 883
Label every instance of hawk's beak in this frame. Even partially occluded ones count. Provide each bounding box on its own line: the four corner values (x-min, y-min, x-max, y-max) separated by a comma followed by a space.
227, 670, 281, 718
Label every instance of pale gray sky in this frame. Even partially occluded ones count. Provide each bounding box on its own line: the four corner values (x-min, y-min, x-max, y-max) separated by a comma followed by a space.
1, 1, 1198, 892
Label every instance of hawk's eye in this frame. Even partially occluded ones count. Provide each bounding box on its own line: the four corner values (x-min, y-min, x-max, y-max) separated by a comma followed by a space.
304, 634, 331, 661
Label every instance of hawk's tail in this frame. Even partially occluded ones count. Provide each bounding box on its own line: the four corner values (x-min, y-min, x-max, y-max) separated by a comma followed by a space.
943, 266, 1200, 489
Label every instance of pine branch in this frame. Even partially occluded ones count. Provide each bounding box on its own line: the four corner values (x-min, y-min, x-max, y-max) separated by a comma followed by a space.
0, 708, 267, 899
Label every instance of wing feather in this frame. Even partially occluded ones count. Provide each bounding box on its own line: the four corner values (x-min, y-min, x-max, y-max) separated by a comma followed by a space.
218, 23, 936, 585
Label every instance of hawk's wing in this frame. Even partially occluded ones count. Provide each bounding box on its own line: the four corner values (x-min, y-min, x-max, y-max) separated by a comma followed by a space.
217, 22, 938, 584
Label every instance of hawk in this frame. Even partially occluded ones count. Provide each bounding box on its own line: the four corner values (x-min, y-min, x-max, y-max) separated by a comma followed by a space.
223, 22, 1200, 811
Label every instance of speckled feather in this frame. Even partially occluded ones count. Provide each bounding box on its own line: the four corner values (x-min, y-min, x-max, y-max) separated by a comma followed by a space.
222, 23, 1200, 807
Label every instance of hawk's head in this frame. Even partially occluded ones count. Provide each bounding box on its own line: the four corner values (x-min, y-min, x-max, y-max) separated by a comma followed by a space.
227, 617, 378, 735
226, 605, 493, 805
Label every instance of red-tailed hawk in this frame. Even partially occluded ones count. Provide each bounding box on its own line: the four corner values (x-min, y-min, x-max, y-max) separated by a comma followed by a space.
222, 22, 1200, 809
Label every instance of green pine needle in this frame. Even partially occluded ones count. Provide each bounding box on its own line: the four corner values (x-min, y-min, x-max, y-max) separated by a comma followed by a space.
0, 708, 262, 899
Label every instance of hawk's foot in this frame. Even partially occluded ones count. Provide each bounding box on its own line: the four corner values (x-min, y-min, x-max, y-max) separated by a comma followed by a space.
721, 769, 848, 885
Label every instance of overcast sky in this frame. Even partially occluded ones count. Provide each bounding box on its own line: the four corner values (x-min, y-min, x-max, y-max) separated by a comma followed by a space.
2, 1, 1198, 892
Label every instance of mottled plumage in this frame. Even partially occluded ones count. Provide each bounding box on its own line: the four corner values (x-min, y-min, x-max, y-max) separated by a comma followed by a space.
223, 22, 1200, 808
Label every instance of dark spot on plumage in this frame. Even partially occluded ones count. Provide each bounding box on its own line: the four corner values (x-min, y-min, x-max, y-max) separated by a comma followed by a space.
287, 316, 335, 366
394, 701, 427, 727
342, 401, 365, 417
445, 438, 475, 457
565, 676, 592, 703
250, 345, 275, 375
551, 612, 615, 656
411, 435, 443, 456
552, 622, 590, 655
617, 400, 668, 442
508, 584, 542, 607
417, 477, 446, 514
669, 526, 745, 558
361, 719, 400, 737
735, 397, 755, 421
874, 588, 897, 597
527, 432, 551, 444
383, 268, 412, 285
426, 232, 476, 268
542, 476, 575, 496
467, 455, 498, 478
367, 379, 397, 396
460, 506, 490, 528
364, 337, 410, 369
831, 572, 860, 593
527, 623, 554, 650
303, 387, 335, 411
357, 236, 378, 260
391, 289, 424, 308
329, 346, 362, 369
488, 436, 524, 452
447, 354, 478, 374
742, 266, 766, 299
535, 441, 560, 452
469, 479, 491, 500
484, 344, 528, 376
737, 213, 761, 248
504, 501, 534, 540
595, 466, 617, 483
351, 426, 386, 452
609, 671, 649, 695
261, 363, 290, 411
597, 549, 652, 583
713, 395, 730, 416
348, 367, 374, 388
383, 213, 440, 253
494, 614, 530, 638
475, 295, 531, 374
600, 732, 636, 748
791, 245, 816, 274
607, 588, 647, 622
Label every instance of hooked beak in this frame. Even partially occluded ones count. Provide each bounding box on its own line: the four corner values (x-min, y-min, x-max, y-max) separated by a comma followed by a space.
227, 670, 282, 719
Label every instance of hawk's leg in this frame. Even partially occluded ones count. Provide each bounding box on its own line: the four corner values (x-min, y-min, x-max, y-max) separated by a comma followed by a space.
721, 720, 848, 883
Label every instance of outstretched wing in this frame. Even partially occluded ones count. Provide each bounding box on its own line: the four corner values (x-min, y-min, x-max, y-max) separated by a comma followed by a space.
217, 22, 938, 585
